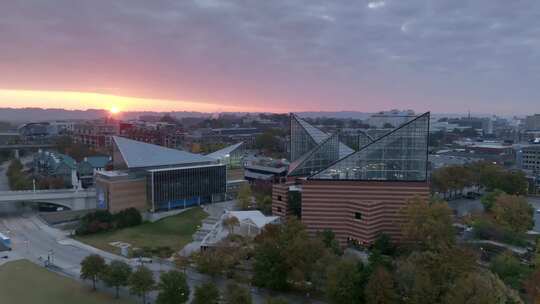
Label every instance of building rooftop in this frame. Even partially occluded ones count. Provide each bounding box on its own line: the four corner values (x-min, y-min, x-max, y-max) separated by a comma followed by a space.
113, 136, 215, 169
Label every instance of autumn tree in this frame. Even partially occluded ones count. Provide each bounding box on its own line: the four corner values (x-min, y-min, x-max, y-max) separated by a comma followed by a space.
443, 270, 522, 304
401, 197, 455, 250
490, 251, 531, 290
223, 215, 240, 235
365, 267, 398, 304
525, 268, 540, 304
237, 183, 252, 210
491, 194, 534, 234
80, 254, 106, 291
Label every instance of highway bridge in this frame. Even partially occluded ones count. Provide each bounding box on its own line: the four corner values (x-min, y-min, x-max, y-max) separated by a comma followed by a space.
0, 188, 96, 211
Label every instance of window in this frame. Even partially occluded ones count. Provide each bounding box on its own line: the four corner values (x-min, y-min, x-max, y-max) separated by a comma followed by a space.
354, 212, 362, 220
277, 195, 282, 201
277, 207, 282, 213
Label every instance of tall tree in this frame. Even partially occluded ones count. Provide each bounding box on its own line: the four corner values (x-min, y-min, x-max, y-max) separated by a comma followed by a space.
443, 271, 522, 304
80, 254, 106, 291
491, 194, 534, 234
129, 266, 155, 304
525, 268, 540, 304
365, 267, 398, 304
325, 259, 366, 304
173, 254, 190, 274
401, 197, 455, 250
100, 260, 132, 298
223, 215, 240, 235
490, 251, 530, 290
156, 270, 190, 304
193, 282, 220, 304
237, 184, 252, 210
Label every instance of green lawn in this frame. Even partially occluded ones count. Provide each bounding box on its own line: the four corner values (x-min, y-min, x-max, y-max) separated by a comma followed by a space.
0, 259, 135, 304
75, 207, 208, 255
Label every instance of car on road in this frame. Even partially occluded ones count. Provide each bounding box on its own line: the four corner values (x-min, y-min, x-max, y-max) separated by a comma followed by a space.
536, 209, 540, 213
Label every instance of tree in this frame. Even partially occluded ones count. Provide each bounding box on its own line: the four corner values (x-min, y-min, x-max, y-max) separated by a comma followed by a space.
265, 299, 289, 304
253, 218, 327, 291
100, 260, 132, 298
443, 271, 522, 304
372, 234, 395, 256
224, 283, 252, 304
365, 267, 398, 304
193, 282, 220, 304
525, 268, 540, 304
491, 194, 534, 234
325, 259, 366, 304
156, 270, 189, 304
319, 229, 342, 256
237, 184, 252, 210
480, 189, 504, 212
401, 197, 455, 250
490, 251, 530, 290
223, 215, 240, 235
395, 248, 476, 304
193, 250, 227, 278
80, 254, 106, 291
129, 266, 155, 304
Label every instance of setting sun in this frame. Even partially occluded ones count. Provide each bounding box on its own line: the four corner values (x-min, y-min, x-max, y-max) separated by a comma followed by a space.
110, 106, 120, 114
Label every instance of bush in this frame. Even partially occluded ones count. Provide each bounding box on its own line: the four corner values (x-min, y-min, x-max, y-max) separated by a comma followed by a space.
76, 208, 142, 235
114, 208, 142, 229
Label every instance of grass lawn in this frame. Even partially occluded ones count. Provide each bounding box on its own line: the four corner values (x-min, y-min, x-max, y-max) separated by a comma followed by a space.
75, 207, 208, 255
0, 259, 135, 304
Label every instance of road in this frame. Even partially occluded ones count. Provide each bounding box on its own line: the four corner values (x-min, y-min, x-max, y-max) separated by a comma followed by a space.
0, 213, 322, 303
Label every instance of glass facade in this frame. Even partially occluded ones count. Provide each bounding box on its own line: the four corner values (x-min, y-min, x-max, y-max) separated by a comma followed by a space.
148, 164, 226, 211
290, 114, 319, 162
310, 113, 429, 181
288, 133, 341, 176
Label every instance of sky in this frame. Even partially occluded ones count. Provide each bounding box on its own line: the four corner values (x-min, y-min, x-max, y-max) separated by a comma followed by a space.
1, 0, 539, 115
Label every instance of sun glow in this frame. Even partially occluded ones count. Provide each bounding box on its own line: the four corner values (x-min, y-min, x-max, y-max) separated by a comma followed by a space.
0, 89, 273, 112
110, 106, 120, 114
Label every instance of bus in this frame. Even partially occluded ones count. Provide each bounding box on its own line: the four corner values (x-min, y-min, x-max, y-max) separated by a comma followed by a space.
0, 232, 10, 250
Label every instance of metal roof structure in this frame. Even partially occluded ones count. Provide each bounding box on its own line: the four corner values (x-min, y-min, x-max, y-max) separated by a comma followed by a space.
113, 136, 215, 169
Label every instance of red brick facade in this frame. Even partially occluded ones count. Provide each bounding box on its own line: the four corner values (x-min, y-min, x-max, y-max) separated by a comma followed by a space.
273, 180, 430, 246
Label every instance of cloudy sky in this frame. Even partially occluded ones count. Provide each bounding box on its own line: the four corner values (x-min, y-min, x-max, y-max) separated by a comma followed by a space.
1, 0, 539, 114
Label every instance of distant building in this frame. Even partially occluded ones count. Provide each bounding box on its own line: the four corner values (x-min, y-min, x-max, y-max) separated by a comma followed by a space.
73, 119, 119, 150
366, 109, 415, 128
244, 158, 288, 183
273, 113, 430, 246
77, 156, 111, 188
520, 145, 540, 174
33, 150, 78, 188
524, 114, 540, 131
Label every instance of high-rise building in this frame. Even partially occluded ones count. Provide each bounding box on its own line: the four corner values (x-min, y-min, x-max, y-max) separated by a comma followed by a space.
273, 113, 430, 246
525, 114, 540, 131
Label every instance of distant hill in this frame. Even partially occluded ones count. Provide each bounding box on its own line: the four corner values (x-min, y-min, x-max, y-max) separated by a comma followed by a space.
0, 107, 480, 124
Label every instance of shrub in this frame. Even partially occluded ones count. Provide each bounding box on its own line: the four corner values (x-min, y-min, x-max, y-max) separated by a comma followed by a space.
114, 208, 142, 229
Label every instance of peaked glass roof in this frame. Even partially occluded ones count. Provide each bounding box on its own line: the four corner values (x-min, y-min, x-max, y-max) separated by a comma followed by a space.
288, 133, 341, 176
113, 136, 215, 169
309, 112, 430, 181
290, 114, 354, 162
206, 142, 244, 160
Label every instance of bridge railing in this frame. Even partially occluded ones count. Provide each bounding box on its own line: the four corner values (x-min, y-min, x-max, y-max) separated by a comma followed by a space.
0, 188, 96, 195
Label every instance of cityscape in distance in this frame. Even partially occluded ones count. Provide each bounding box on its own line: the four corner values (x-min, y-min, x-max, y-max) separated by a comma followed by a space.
1, 1, 540, 304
